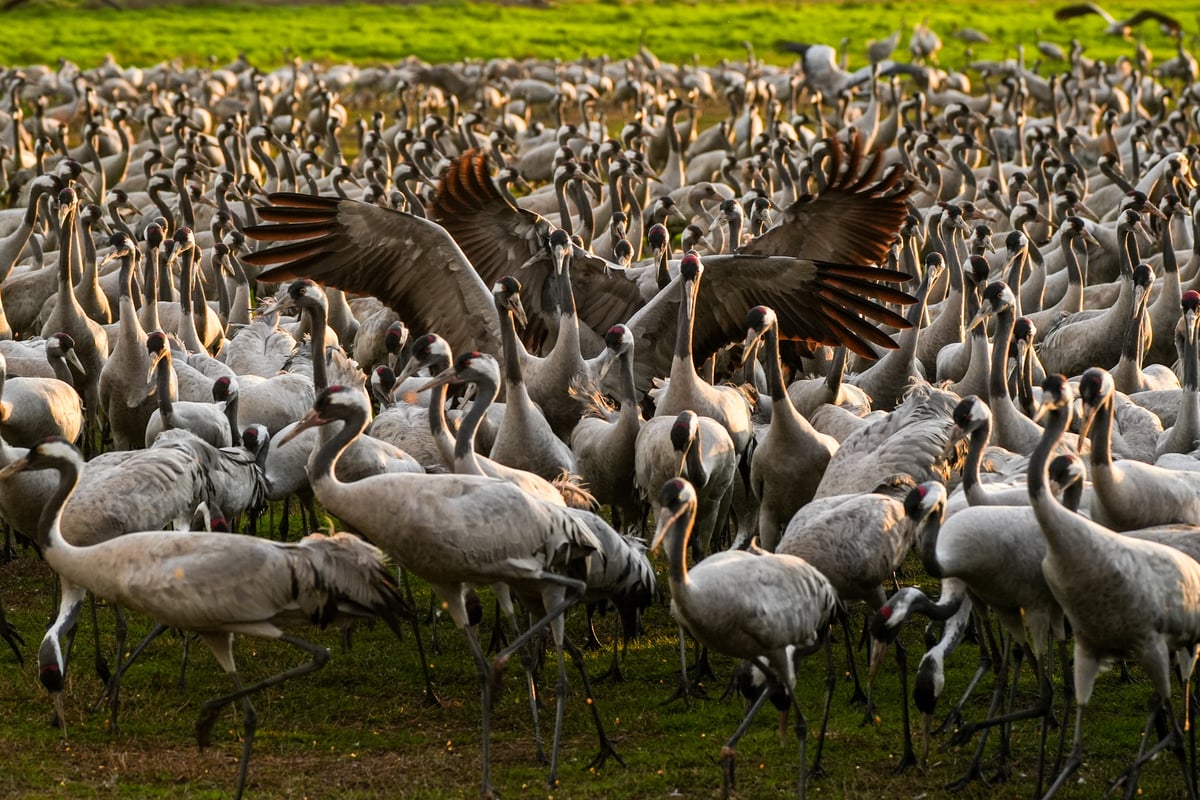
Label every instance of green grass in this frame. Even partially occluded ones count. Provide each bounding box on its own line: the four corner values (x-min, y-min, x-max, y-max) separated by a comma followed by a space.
0, 0, 1195, 72
0, 540, 1191, 799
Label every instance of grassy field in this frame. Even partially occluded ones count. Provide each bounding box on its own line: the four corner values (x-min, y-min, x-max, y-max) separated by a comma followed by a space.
0, 0, 1196, 72
0, 542, 1188, 800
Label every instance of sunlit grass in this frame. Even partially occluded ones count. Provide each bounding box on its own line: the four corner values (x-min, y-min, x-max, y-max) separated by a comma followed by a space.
0, 0, 1194, 72
0, 538, 1188, 799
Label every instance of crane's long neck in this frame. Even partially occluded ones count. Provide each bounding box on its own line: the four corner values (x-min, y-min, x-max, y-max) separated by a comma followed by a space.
425, 360, 457, 468
455, 374, 500, 472
1060, 237, 1085, 313
178, 247, 206, 355
41, 457, 84, 553
154, 352, 176, 420
825, 346, 848, 398
1028, 399, 1093, 555
118, 251, 147, 354
1087, 395, 1115, 468
498, 305, 527, 388
680, 433, 708, 489
56, 206, 77, 303
308, 299, 329, 393
142, 246, 163, 331
674, 277, 698, 370
960, 420, 990, 496
919, 510, 945, 578
987, 307, 1016, 402
310, 407, 368, 489
664, 505, 695, 589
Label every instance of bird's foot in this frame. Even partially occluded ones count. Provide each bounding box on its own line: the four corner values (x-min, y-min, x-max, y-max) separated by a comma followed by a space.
195, 700, 229, 749
944, 761, 984, 793
943, 722, 979, 749
583, 629, 604, 651
721, 746, 737, 798
985, 753, 1012, 786
859, 700, 880, 727
1, 622, 24, 665
847, 685, 870, 709
586, 737, 627, 771
660, 677, 708, 709
893, 748, 920, 775
934, 708, 963, 735
489, 655, 511, 693
592, 664, 626, 684
808, 762, 829, 781
421, 689, 442, 708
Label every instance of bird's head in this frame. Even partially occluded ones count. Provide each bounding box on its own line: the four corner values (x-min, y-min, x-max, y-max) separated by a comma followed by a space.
279, 385, 361, 446
0, 436, 81, 480
1033, 374, 1075, 427
743, 305, 776, 355
650, 477, 697, 555
968, 281, 1014, 329
492, 276, 527, 329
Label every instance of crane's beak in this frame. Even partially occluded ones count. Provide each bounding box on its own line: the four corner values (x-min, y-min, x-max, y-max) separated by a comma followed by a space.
510, 295, 529, 329
551, 239, 569, 277
277, 408, 325, 446
1132, 284, 1150, 319
1185, 309, 1197, 347
594, 349, 614, 383
650, 503, 688, 554
415, 365, 457, 394
394, 355, 422, 387
0, 456, 29, 480
1081, 227, 1101, 249
940, 424, 969, 460
145, 348, 168, 384
64, 348, 86, 377
99, 247, 126, 266
742, 329, 764, 360
1075, 402, 1099, 444
966, 305, 990, 332
867, 637, 890, 688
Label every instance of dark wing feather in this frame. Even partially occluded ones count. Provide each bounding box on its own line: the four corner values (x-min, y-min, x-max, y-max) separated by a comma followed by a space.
1125, 9, 1181, 34
242, 193, 502, 360
566, 248, 653, 336
622, 257, 916, 397
738, 136, 912, 265
1053, 3, 1112, 23
431, 150, 559, 349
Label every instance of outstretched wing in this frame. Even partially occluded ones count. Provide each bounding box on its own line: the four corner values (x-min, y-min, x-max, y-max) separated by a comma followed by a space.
242, 194, 502, 361
623, 258, 915, 396
432, 150, 647, 344
739, 133, 911, 266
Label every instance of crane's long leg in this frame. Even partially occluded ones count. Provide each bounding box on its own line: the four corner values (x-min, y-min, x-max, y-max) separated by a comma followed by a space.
936, 609, 995, 735
92, 623, 169, 731
662, 624, 708, 708
945, 634, 1012, 792
563, 635, 626, 770
1043, 649, 1102, 800
720, 683, 774, 798
547, 619, 569, 788
593, 612, 626, 683
40, 580, 87, 735
194, 634, 330, 800
399, 569, 440, 707
838, 605, 870, 710
892, 636, 918, 774
473, 588, 581, 799
0, 601, 23, 664
461, 624, 497, 799
809, 632, 837, 780
88, 594, 111, 684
